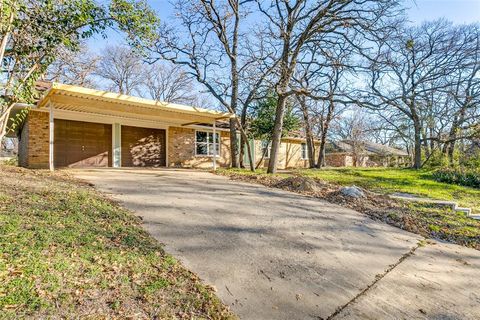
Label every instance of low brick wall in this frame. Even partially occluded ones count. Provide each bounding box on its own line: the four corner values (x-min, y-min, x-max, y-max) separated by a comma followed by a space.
324, 153, 348, 167
18, 110, 49, 168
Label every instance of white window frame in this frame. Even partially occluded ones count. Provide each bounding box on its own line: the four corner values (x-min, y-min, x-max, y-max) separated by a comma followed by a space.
301, 143, 308, 160
195, 130, 220, 157
261, 140, 271, 158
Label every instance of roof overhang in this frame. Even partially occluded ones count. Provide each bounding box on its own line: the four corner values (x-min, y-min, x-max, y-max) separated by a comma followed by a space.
35, 83, 234, 126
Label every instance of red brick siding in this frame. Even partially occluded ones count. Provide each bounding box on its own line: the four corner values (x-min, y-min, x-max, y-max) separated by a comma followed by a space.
18, 110, 49, 168
167, 126, 231, 168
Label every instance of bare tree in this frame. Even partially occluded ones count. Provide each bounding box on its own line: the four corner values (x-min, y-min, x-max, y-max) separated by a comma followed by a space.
331, 110, 371, 167
237, 36, 280, 167
360, 20, 470, 168
143, 63, 197, 104
295, 95, 316, 167
150, 0, 256, 169
442, 24, 480, 165
96, 45, 145, 95
291, 30, 358, 168
256, 0, 401, 173
46, 45, 99, 87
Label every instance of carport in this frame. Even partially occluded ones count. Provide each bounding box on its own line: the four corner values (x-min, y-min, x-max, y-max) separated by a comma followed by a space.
14, 83, 233, 170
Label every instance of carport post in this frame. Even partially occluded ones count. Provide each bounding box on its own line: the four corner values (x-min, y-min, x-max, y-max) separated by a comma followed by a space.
49, 103, 54, 171
212, 121, 217, 171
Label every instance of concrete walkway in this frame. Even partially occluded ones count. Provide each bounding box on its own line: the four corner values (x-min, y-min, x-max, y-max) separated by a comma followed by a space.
72, 168, 480, 320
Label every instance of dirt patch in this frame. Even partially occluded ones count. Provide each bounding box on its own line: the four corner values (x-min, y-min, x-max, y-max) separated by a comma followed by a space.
219, 171, 480, 250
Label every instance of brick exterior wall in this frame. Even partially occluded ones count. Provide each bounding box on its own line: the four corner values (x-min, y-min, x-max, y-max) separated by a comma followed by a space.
19, 119, 232, 170
18, 110, 49, 168
167, 126, 231, 168
324, 153, 348, 167
324, 153, 374, 167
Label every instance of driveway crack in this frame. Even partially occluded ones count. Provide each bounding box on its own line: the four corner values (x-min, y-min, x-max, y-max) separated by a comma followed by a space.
325, 241, 425, 320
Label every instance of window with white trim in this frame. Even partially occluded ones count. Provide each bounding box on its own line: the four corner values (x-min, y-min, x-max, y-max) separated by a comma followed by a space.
261, 140, 270, 158
301, 143, 307, 159
195, 131, 220, 156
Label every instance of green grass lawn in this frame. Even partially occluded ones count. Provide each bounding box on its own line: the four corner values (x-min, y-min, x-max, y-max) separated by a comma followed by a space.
227, 167, 480, 213
0, 165, 234, 319
295, 167, 480, 213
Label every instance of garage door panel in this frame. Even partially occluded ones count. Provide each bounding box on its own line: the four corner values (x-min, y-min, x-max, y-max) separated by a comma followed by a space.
67, 151, 110, 168
54, 119, 112, 168
121, 126, 166, 167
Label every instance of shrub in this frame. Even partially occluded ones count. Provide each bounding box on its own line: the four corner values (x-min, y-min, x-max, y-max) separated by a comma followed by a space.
432, 167, 480, 189
460, 151, 480, 168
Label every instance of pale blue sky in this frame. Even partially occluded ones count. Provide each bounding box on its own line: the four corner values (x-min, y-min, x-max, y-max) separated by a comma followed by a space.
84, 0, 479, 106
408, 0, 479, 24
89, 0, 480, 52
89, 0, 480, 51
148, 0, 480, 24
150, 0, 480, 26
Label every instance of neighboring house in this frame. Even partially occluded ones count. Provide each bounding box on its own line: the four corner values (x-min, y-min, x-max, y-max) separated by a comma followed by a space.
9, 82, 233, 169
251, 138, 320, 169
324, 140, 409, 167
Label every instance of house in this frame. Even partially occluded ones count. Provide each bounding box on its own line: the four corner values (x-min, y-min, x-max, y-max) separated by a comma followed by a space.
9, 82, 324, 171
10, 82, 234, 170
249, 138, 409, 169
324, 140, 409, 167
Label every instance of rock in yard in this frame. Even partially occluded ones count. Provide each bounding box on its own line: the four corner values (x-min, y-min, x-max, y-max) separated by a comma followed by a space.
340, 185, 365, 198
279, 176, 319, 192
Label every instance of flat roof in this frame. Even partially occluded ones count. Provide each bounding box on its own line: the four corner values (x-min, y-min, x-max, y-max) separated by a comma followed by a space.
36, 83, 234, 122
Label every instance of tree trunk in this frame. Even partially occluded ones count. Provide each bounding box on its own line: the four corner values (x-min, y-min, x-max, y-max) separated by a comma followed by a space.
447, 140, 455, 166
0, 103, 15, 142
0, 11, 15, 66
317, 133, 328, 168
429, 125, 435, 156
238, 104, 248, 168
240, 129, 255, 171
267, 94, 288, 174
444, 108, 466, 167
228, 2, 240, 168
297, 96, 315, 168
256, 140, 269, 169
233, 116, 255, 171
229, 118, 239, 168
306, 136, 315, 168
317, 96, 335, 168
413, 117, 422, 169
239, 135, 245, 168
421, 125, 429, 159
320, 147, 326, 167
229, 62, 239, 168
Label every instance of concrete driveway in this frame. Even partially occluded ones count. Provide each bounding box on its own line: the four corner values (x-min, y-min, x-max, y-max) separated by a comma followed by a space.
73, 168, 480, 320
